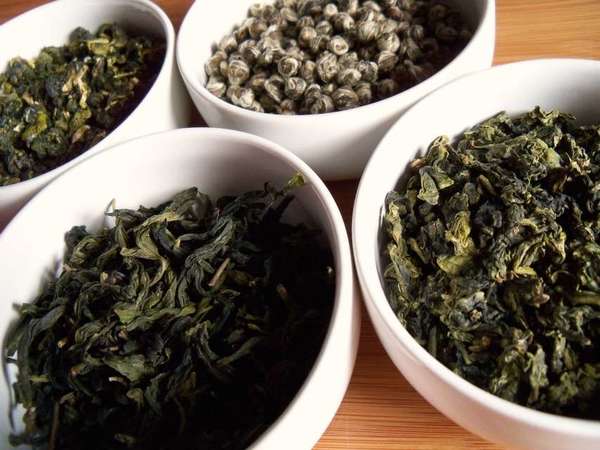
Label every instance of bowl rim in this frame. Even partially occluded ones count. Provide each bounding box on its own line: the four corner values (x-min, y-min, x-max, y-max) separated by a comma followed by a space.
0, 126, 357, 447
352, 58, 600, 435
176, 0, 495, 121
0, 0, 175, 193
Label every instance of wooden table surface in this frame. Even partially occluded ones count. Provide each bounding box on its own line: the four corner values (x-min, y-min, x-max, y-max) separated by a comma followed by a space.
2, 1, 600, 448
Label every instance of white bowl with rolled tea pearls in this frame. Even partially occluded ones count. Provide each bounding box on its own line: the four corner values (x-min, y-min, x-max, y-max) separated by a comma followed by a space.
0, 0, 191, 229
353, 59, 600, 450
177, 0, 495, 180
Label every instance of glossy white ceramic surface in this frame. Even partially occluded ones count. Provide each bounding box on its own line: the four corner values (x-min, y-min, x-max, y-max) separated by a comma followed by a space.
177, 0, 495, 180
0, 0, 191, 228
353, 59, 600, 450
0, 128, 359, 450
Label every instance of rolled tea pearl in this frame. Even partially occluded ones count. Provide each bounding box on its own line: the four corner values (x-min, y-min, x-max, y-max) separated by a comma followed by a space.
248, 71, 268, 91
357, 60, 378, 82
259, 93, 278, 112
219, 60, 229, 77
279, 98, 298, 114
284, 76, 308, 99
316, 20, 334, 36
310, 94, 335, 113
357, 20, 381, 43
381, 18, 400, 34
278, 56, 301, 77
338, 0, 359, 15
207, 75, 227, 97
227, 59, 251, 85
264, 75, 284, 103
322, 82, 337, 96
297, 15, 315, 28
316, 51, 339, 82
323, 3, 339, 20
248, 18, 268, 39
300, 59, 317, 82
299, 25, 317, 46
238, 40, 261, 64
337, 68, 362, 87
332, 12, 355, 33
205, 50, 227, 76
377, 32, 401, 52
328, 35, 350, 55
280, 6, 299, 22
304, 82, 322, 104
410, 24, 425, 41
338, 51, 359, 69
362, 1, 383, 12
332, 86, 359, 110
355, 81, 373, 105
229, 86, 256, 109
377, 50, 399, 73
405, 38, 423, 60
309, 35, 330, 54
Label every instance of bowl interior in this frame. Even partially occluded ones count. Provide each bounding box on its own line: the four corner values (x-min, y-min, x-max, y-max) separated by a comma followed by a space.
0, 128, 342, 445
179, 0, 488, 98
354, 58, 600, 436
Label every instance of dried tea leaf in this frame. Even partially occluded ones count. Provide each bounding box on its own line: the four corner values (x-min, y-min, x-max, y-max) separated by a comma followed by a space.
6, 176, 334, 449
0, 24, 164, 185
383, 107, 600, 419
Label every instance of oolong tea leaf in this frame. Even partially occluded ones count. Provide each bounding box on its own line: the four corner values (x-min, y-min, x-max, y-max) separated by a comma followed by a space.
384, 107, 600, 419
0, 23, 164, 185
6, 176, 334, 450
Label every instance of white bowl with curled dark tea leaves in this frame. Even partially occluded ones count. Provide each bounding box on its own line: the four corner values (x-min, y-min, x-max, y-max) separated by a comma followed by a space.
0, 0, 191, 228
353, 59, 600, 450
0, 128, 358, 450
177, 0, 495, 179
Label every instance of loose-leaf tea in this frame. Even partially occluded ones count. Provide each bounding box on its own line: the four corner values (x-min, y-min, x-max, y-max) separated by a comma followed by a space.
0, 24, 164, 185
6, 175, 334, 449
205, 0, 471, 114
383, 107, 600, 419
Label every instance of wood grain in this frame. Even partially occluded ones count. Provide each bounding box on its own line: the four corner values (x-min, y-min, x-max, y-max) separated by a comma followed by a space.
1, 1, 599, 448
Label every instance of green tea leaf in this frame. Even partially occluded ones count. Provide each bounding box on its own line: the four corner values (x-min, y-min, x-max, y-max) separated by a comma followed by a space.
0, 24, 164, 185
383, 107, 600, 419
6, 177, 333, 450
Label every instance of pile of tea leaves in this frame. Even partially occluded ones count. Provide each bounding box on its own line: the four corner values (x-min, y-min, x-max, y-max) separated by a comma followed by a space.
383, 107, 600, 419
0, 23, 164, 186
6, 175, 334, 450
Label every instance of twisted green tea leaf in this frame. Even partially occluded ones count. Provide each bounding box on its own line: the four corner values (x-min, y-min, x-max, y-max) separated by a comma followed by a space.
384, 107, 600, 419
0, 24, 164, 185
7, 176, 334, 449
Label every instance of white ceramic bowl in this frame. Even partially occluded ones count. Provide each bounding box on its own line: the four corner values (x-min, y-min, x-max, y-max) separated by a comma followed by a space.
0, 0, 191, 228
176, 0, 495, 181
353, 59, 600, 450
0, 128, 359, 450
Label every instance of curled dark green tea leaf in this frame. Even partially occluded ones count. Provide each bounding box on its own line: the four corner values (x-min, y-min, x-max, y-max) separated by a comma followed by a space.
0, 23, 164, 185
383, 107, 600, 419
6, 176, 334, 449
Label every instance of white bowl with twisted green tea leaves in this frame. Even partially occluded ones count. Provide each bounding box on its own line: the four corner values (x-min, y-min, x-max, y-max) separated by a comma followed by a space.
0, 0, 190, 229
353, 59, 600, 450
0, 128, 359, 449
